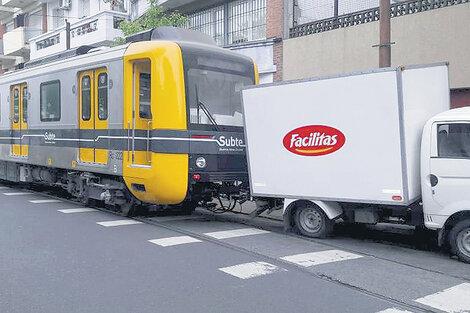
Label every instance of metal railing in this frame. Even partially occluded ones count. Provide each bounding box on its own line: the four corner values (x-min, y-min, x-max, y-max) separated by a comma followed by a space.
186, 0, 266, 46
290, 0, 469, 38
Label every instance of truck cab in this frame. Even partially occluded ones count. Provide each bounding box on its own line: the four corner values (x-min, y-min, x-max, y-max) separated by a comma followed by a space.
421, 107, 470, 262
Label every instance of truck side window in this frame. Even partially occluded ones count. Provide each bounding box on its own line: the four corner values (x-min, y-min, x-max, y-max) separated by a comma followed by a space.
437, 123, 470, 158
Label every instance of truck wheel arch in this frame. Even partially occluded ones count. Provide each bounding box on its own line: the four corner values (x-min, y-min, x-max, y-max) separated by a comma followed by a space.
440, 210, 470, 246
283, 199, 343, 232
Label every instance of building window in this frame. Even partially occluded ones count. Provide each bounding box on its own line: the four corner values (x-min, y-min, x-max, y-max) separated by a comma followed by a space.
53, 9, 65, 30
26, 10, 43, 41
6, 21, 14, 32
187, 5, 225, 46
187, 0, 266, 46
40, 81, 61, 121
80, 0, 90, 18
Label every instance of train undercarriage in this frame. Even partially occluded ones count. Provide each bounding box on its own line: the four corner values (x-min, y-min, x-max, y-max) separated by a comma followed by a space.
0, 160, 249, 216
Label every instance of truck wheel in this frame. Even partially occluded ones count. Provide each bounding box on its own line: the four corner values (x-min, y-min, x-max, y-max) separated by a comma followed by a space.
449, 219, 470, 264
294, 204, 333, 238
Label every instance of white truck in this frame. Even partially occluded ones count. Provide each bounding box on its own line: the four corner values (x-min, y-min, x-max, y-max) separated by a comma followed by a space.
241, 63, 470, 263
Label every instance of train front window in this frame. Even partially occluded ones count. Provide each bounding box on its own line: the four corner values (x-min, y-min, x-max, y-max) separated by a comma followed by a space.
183, 51, 254, 128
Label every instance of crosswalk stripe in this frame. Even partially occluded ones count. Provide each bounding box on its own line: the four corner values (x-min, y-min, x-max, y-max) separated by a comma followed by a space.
376, 308, 414, 313
96, 220, 143, 227
204, 228, 270, 240
415, 283, 470, 313
280, 250, 363, 267
149, 236, 202, 247
219, 261, 287, 279
3, 192, 33, 196
29, 199, 62, 204
58, 208, 97, 213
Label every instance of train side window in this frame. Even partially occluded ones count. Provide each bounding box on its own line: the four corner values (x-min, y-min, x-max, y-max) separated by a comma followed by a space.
134, 61, 151, 119
40, 80, 61, 122
139, 72, 151, 119
13, 88, 19, 123
97, 73, 108, 120
22, 87, 27, 123
81, 75, 91, 121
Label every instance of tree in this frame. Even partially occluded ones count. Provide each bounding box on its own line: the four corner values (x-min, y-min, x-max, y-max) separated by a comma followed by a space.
114, 0, 188, 44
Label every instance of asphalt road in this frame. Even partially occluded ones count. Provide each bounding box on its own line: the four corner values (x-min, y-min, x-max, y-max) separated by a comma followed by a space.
1, 183, 469, 313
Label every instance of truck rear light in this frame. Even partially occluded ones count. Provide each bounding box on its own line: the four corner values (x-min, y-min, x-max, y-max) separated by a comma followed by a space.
193, 174, 201, 180
392, 195, 402, 201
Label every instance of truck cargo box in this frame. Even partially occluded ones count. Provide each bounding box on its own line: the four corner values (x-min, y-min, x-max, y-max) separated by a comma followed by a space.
242, 64, 449, 206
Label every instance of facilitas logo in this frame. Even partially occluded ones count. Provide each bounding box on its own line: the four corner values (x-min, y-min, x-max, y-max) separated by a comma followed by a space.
283, 125, 345, 156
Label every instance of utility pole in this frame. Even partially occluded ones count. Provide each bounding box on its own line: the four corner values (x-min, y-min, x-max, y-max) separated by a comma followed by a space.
379, 0, 391, 67
65, 19, 71, 50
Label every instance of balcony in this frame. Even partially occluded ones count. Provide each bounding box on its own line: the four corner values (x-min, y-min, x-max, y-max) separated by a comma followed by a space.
0, 38, 23, 69
0, 5, 15, 20
29, 11, 127, 60
2, 0, 36, 9
3, 27, 31, 56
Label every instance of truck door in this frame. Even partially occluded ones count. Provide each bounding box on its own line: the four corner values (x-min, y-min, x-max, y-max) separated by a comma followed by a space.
78, 69, 109, 164
11, 83, 28, 157
430, 123, 470, 208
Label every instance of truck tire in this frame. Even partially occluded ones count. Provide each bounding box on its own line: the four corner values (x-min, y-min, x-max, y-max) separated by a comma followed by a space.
449, 219, 470, 264
294, 204, 333, 238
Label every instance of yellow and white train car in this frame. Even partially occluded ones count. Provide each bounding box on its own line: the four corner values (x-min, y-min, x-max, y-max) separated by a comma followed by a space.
0, 27, 258, 215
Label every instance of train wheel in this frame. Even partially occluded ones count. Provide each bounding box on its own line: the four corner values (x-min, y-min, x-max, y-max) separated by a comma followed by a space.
119, 199, 136, 217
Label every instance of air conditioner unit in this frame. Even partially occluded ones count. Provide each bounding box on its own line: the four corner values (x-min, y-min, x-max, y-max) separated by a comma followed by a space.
59, 0, 71, 10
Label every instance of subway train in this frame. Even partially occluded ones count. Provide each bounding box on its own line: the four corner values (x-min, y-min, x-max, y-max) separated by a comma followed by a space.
0, 27, 258, 215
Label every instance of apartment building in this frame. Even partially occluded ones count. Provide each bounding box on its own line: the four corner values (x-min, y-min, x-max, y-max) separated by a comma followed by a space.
0, 0, 128, 71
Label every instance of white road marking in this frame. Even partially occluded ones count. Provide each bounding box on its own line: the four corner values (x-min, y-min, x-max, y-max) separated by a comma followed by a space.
58, 208, 98, 214
376, 308, 414, 313
219, 261, 286, 279
96, 220, 143, 227
0, 187, 10, 190
29, 199, 62, 204
204, 228, 270, 240
3, 192, 33, 196
148, 236, 202, 247
280, 250, 363, 267
415, 283, 470, 313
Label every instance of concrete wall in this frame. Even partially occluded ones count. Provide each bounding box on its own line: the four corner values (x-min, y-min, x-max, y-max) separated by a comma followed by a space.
283, 3, 470, 89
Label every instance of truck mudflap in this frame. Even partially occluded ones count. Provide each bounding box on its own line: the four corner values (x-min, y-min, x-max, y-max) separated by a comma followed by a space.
282, 199, 343, 231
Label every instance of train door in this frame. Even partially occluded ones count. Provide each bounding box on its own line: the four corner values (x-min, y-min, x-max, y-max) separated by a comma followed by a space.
130, 60, 152, 167
78, 69, 108, 164
11, 83, 28, 157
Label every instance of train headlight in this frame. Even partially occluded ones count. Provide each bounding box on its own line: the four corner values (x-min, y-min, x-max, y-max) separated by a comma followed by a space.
196, 157, 207, 168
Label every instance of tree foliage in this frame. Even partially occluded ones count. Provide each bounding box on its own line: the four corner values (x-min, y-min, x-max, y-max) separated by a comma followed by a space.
117, 0, 187, 41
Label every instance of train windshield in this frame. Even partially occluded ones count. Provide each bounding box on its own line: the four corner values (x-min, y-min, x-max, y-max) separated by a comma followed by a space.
183, 48, 254, 128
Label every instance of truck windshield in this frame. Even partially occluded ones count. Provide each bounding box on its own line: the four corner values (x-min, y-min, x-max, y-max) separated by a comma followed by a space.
183, 49, 254, 128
